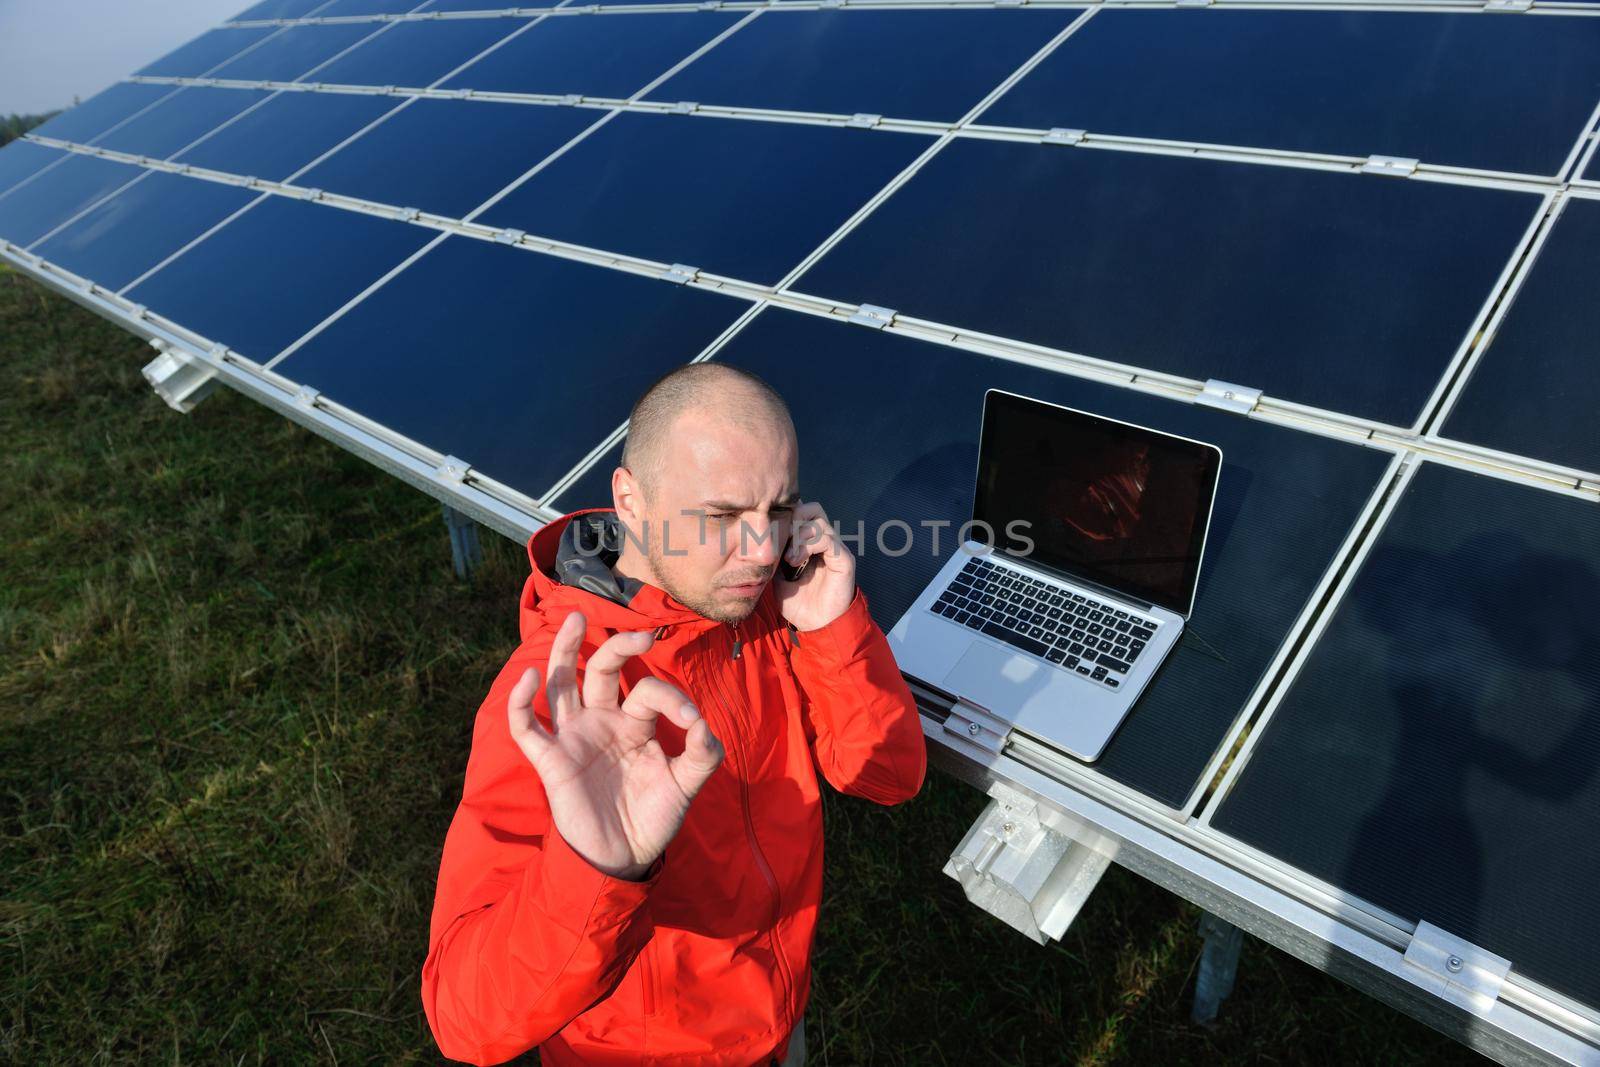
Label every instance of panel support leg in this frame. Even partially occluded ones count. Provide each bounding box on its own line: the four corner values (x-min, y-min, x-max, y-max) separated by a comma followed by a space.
442, 504, 483, 578
1192, 911, 1244, 1025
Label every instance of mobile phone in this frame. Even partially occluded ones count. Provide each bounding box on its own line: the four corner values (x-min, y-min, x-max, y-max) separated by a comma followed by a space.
780, 532, 810, 582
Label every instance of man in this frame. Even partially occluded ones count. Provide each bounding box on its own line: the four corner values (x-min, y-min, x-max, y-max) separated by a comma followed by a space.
422, 363, 928, 1065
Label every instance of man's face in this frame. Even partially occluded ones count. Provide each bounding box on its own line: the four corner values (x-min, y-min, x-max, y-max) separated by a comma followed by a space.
622, 408, 799, 625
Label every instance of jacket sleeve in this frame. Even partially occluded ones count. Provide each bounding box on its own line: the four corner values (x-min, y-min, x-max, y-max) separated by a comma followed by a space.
422, 633, 660, 1065
788, 585, 927, 805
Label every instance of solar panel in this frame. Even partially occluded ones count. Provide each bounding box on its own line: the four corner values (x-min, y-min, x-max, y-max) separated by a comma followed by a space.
310, 17, 527, 87
796, 140, 1539, 428
1437, 196, 1600, 477
273, 237, 747, 496
135, 26, 277, 79
92, 87, 272, 160
293, 98, 596, 217
31, 173, 258, 292
478, 112, 926, 285
207, 23, 382, 82
26, 83, 175, 146
123, 196, 436, 362
439, 12, 744, 99
551, 308, 1392, 808
1210, 461, 1600, 1008
316, 0, 432, 16
170, 91, 398, 181
978, 10, 1600, 177
232, 0, 328, 20
642, 9, 1077, 123
0, 155, 148, 248
0, 142, 67, 199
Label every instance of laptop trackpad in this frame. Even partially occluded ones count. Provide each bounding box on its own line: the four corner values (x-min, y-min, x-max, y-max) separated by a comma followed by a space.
941, 639, 1057, 718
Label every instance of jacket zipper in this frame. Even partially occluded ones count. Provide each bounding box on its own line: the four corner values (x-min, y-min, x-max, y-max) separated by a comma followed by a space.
705, 619, 795, 1031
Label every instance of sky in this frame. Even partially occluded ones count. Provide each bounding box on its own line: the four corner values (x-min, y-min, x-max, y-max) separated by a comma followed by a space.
0, 0, 250, 116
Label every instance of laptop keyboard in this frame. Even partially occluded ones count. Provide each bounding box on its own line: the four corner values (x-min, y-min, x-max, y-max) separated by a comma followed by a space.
930, 555, 1160, 690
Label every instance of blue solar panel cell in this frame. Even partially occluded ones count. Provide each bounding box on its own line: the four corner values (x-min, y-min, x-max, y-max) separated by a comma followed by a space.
549, 437, 624, 512
136, 27, 278, 78
272, 237, 747, 497
1586, 148, 1600, 183
27, 83, 176, 147
0, 155, 146, 248
980, 10, 1600, 177
296, 98, 595, 217
232, 0, 329, 19
31, 173, 257, 292
1211, 462, 1600, 1009
701, 308, 1388, 806
207, 23, 380, 82
94, 88, 272, 161
311, 17, 527, 87
0, 142, 68, 200
171, 91, 398, 181
1439, 198, 1600, 477
797, 140, 1538, 428
481, 112, 924, 284
125, 197, 435, 362
643, 9, 1075, 123
442, 12, 743, 99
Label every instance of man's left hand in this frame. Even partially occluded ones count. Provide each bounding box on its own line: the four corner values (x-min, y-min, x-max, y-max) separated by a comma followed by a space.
776, 501, 855, 632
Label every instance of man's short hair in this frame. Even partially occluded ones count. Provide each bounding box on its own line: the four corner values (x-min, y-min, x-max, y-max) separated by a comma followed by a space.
623, 363, 793, 496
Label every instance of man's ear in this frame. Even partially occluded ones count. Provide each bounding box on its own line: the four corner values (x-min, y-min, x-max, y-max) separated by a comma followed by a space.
612, 465, 644, 524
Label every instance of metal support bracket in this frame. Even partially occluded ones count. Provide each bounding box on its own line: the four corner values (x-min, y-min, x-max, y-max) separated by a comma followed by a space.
1362, 155, 1420, 178
1043, 127, 1086, 146
944, 782, 1113, 945
846, 113, 882, 130
141, 340, 218, 414
1194, 378, 1262, 414
442, 503, 484, 579
671, 101, 699, 115
1402, 921, 1511, 1017
663, 263, 700, 285
1192, 912, 1245, 1024
436, 455, 470, 485
848, 303, 897, 329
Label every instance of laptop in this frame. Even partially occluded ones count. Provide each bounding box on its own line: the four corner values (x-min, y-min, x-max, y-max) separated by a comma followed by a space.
888, 389, 1222, 762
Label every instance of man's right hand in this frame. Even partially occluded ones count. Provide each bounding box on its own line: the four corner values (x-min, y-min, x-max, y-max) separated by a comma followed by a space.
506, 610, 724, 881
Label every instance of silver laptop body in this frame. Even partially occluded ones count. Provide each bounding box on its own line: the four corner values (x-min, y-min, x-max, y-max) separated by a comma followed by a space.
888, 389, 1222, 762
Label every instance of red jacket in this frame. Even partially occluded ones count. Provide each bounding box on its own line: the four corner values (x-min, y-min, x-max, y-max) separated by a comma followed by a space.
423, 508, 927, 1065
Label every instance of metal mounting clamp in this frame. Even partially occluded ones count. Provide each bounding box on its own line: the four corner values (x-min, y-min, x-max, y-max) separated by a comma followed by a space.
436, 456, 471, 485
846, 113, 882, 129
848, 303, 897, 329
142, 341, 219, 414
1483, 0, 1532, 10
1043, 127, 1086, 146
663, 263, 700, 285
671, 101, 699, 115
1402, 921, 1511, 1017
1195, 378, 1262, 415
1362, 155, 1420, 178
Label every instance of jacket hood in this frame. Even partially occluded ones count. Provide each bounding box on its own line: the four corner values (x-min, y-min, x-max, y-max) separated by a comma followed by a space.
520, 508, 732, 643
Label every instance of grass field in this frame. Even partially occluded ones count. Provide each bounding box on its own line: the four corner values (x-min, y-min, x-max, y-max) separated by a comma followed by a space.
0, 265, 1467, 1064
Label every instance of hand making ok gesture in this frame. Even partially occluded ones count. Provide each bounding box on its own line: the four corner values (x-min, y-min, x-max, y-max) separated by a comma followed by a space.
506, 610, 724, 881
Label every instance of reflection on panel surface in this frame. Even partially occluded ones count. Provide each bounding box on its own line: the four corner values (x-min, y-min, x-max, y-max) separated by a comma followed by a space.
94, 88, 272, 161
981, 10, 1600, 176
125, 197, 435, 362
442, 12, 743, 99
28, 84, 175, 147
33, 173, 258, 293
1441, 199, 1600, 477
645, 9, 1076, 123
798, 140, 1537, 428
171, 91, 399, 181
273, 237, 746, 497
296, 98, 595, 217
481, 112, 924, 285
706, 308, 1385, 806
1212, 462, 1600, 1008
0, 155, 147, 248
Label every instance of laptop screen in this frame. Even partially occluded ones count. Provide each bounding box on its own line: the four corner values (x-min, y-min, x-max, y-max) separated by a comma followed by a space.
972, 390, 1222, 616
